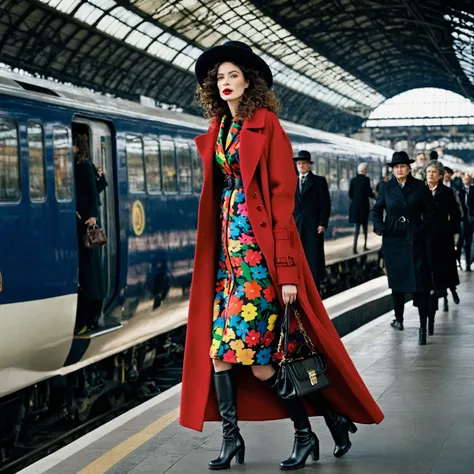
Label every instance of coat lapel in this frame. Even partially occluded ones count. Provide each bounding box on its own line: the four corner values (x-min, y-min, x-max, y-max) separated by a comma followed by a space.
401, 174, 417, 198
388, 176, 406, 201
195, 120, 219, 178
302, 172, 314, 197
239, 109, 266, 193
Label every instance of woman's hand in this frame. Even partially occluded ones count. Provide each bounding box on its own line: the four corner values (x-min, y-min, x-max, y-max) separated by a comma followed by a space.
85, 217, 97, 226
281, 284, 297, 304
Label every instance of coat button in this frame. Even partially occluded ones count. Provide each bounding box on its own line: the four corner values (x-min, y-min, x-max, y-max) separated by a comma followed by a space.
252, 192, 258, 198
260, 221, 267, 227
257, 205, 263, 211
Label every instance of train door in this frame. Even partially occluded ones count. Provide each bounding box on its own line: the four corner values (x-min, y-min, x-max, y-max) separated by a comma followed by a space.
72, 118, 118, 315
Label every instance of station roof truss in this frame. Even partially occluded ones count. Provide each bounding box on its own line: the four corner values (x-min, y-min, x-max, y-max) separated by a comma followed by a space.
251, 0, 474, 104
1, 0, 474, 133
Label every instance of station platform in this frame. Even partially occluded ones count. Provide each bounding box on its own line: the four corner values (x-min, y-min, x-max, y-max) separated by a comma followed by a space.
20, 272, 473, 474
325, 233, 381, 265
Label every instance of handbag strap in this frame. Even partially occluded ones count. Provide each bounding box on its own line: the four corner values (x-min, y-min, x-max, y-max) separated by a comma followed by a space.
276, 304, 291, 360
277, 304, 317, 361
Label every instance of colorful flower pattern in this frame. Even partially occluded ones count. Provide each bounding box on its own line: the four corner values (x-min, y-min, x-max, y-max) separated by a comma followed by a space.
210, 116, 281, 365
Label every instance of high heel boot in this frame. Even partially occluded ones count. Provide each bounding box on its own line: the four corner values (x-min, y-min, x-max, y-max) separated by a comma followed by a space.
428, 310, 435, 336
451, 287, 460, 305
208, 370, 245, 470
263, 373, 319, 470
310, 392, 357, 458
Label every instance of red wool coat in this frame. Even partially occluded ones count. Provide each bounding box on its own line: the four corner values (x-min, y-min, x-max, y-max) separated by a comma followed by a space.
179, 108, 384, 431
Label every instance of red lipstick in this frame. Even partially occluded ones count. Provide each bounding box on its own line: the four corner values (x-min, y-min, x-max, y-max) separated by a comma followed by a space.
222, 89, 233, 95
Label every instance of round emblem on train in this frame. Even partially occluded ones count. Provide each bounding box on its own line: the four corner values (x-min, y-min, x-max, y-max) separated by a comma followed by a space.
132, 200, 145, 236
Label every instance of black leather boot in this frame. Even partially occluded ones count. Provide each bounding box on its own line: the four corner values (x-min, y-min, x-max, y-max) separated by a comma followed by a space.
428, 312, 435, 336
443, 296, 449, 312
208, 370, 245, 470
311, 392, 357, 458
419, 328, 427, 345
451, 288, 460, 305
263, 373, 319, 470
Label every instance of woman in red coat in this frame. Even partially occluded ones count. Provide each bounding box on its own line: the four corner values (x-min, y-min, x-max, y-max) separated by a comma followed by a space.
180, 41, 384, 471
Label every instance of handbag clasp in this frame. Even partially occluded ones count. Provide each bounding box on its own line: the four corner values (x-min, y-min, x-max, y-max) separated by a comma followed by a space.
308, 369, 318, 386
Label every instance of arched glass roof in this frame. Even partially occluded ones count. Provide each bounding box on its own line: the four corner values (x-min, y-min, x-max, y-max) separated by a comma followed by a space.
365, 88, 474, 127
37, 0, 385, 112
3, 0, 474, 133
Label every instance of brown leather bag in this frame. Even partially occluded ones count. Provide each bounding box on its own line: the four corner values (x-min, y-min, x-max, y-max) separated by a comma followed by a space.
83, 224, 107, 249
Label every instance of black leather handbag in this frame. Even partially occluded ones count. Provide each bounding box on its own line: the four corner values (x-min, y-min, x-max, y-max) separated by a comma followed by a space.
276, 304, 330, 399
83, 224, 107, 249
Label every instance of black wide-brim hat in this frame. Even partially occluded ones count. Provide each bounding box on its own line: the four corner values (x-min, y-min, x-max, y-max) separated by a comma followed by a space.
387, 151, 415, 167
195, 40, 273, 88
293, 150, 313, 163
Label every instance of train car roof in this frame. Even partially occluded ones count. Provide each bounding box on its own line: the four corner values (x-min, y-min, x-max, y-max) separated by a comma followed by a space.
0, 69, 392, 158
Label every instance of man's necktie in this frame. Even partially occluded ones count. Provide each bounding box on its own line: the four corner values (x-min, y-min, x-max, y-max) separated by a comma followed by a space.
300, 176, 306, 193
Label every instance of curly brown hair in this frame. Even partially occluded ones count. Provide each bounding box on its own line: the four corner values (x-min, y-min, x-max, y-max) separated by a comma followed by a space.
196, 62, 280, 121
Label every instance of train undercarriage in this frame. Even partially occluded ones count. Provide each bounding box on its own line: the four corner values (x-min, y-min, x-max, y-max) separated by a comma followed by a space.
0, 326, 186, 471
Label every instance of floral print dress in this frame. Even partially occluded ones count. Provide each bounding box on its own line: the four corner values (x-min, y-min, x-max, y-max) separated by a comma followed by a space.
210, 116, 281, 366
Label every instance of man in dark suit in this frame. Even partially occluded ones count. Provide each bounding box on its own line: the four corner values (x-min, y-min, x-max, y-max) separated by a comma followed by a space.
349, 162, 375, 254
458, 173, 474, 271
293, 150, 331, 289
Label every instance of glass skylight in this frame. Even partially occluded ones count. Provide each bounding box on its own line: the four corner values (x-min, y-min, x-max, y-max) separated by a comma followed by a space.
37, 0, 385, 113
445, 9, 474, 87
132, 0, 385, 109
364, 88, 474, 127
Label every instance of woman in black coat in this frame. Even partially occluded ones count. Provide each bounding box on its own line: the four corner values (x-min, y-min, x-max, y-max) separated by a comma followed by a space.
425, 161, 461, 333
74, 134, 106, 333
372, 152, 434, 345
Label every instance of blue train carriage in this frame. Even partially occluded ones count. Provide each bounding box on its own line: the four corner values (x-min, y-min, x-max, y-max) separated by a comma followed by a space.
0, 70, 392, 456
0, 70, 205, 389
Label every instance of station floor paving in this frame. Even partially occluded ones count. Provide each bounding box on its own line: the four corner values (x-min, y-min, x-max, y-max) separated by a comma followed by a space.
22, 272, 473, 474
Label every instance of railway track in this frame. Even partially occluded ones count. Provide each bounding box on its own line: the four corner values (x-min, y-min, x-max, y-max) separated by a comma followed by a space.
0, 365, 183, 474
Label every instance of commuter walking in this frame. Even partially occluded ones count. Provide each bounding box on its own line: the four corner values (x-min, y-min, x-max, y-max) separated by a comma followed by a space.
442, 166, 463, 307
424, 162, 461, 331
458, 173, 474, 271
293, 150, 331, 289
180, 40, 384, 471
412, 151, 427, 180
372, 152, 434, 345
349, 163, 375, 254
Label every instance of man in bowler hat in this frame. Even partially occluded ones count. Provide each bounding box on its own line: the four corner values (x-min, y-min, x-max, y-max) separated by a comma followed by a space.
293, 150, 331, 290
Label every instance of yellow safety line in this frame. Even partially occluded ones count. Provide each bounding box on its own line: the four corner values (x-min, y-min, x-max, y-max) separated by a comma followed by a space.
77, 406, 180, 474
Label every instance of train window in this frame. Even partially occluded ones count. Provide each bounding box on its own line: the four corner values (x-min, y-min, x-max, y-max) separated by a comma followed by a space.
191, 145, 203, 193
317, 157, 327, 177
161, 140, 177, 193
0, 120, 20, 202
28, 122, 46, 202
339, 160, 350, 191
53, 127, 73, 201
328, 158, 338, 190
126, 137, 146, 194
144, 138, 161, 194
349, 163, 356, 180
176, 142, 192, 194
